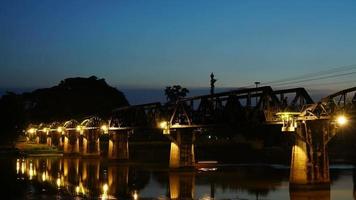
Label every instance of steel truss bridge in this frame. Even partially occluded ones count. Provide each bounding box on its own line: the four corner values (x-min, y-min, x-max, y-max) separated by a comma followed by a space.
26, 86, 356, 188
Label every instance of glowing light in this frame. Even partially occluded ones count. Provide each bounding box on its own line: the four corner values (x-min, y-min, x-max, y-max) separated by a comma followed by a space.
76, 182, 86, 195
27, 128, 36, 135
29, 163, 34, 180
159, 121, 170, 134
101, 183, 109, 199
16, 159, 20, 174
132, 190, 139, 200
337, 115, 348, 126
101, 125, 108, 134
21, 161, 25, 174
42, 172, 47, 182
56, 177, 61, 188
102, 183, 109, 193
57, 127, 64, 133
159, 121, 168, 129
76, 126, 84, 135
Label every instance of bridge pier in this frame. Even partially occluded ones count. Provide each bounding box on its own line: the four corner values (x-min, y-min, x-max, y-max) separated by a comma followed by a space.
82, 129, 100, 157
290, 120, 332, 189
169, 129, 195, 168
108, 130, 129, 160
39, 132, 47, 144
50, 133, 61, 147
63, 131, 80, 154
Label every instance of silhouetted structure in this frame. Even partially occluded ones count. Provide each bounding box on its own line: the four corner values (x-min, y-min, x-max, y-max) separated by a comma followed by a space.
210, 73, 217, 95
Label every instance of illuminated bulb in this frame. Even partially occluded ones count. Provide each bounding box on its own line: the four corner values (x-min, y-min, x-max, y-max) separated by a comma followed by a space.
56, 177, 61, 187
159, 121, 168, 129
42, 173, 46, 182
76, 126, 81, 132
133, 191, 138, 200
102, 183, 109, 193
101, 125, 108, 133
337, 115, 347, 126
16, 159, 20, 174
57, 127, 63, 133
21, 162, 25, 174
75, 186, 80, 194
29, 163, 33, 180
28, 128, 36, 134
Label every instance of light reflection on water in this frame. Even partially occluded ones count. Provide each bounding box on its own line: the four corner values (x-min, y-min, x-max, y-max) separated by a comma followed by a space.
10, 157, 356, 199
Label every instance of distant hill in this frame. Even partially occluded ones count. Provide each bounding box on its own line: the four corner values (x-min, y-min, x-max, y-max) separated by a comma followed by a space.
0, 76, 129, 144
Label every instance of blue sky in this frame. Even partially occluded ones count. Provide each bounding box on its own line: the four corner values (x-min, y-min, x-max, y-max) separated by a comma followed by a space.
1, 0, 356, 102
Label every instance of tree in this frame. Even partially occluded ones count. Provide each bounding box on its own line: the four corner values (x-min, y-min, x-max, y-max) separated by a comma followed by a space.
164, 85, 189, 102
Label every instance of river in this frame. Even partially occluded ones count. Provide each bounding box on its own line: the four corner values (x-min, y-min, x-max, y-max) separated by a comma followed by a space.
0, 157, 355, 200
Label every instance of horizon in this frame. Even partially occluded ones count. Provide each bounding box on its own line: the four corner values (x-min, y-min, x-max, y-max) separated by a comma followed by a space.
0, 79, 339, 105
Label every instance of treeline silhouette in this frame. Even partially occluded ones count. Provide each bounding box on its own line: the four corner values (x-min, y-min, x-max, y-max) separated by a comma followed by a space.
0, 76, 129, 145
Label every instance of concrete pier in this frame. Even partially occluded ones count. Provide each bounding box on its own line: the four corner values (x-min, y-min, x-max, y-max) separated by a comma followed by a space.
290, 120, 331, 189
169, 129, 195, 168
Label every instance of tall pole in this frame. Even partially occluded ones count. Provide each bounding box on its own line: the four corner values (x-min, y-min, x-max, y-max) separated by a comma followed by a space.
254, 82, 260, 105
210, 73, 217, 95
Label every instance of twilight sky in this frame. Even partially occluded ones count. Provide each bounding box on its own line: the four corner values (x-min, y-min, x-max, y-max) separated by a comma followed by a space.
1, 0, 356, 100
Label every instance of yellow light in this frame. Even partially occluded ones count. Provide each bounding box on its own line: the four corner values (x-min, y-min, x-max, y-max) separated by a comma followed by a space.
75, 186, 80, 194
28, 128, 36, 134
101, 125, 108, 134
56, 177, 61, 187
57, 127, 63, 133
76, 126, 84, 135
102, 183, 109, 193
42, 172, 47, 182
159, 121, 168, 129
132, 190, 139, 200
337, 115, 347, 126
16, 159, 20, 174
29, 163, 34, 180
21, 162, 25, 174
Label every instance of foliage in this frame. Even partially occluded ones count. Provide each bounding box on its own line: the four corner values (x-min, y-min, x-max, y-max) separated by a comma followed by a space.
0, 92, 26, 144
164, 85, 189, 102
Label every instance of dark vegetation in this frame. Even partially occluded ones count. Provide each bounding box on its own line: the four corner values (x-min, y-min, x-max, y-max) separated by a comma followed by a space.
0, 76, 129, 145
164, 85, 189, 102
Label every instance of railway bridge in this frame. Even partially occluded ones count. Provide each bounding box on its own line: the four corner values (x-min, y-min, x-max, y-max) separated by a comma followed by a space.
26, 86, 356, 188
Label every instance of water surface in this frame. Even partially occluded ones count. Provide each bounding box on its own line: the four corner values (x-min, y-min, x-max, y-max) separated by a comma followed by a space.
1, 157, 355, 200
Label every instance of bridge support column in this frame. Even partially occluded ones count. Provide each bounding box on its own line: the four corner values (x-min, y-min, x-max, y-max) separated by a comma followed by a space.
83, 130, 100, 157
35, 135, 40, 144
46, 135, 52, 146
169, 129, 195, 168
63, 131, 80, 154
108, 131, 129, 160
290, 120, 332, 189
39, 132, 47, 144
51, 134, 61, 148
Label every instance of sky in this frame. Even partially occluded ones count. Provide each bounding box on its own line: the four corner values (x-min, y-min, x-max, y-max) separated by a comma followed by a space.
1, 0, 356, 103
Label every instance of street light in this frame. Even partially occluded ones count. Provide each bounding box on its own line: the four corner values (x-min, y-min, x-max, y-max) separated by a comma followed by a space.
101, 125, 109, 134
159, 121, 170, 134
336, 115, 347, 126
27, 128, 36, 135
